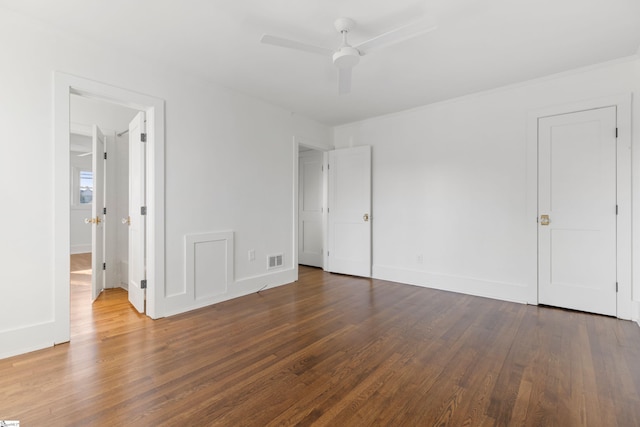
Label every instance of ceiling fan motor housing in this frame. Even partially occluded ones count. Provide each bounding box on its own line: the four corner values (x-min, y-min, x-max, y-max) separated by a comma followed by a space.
333, 46, 360, 68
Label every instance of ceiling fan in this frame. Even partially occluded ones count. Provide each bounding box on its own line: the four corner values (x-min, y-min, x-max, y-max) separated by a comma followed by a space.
261, 16, 437, 94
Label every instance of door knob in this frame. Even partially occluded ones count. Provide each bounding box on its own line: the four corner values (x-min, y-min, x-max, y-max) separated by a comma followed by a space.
84, 217, 101, 224
84, 217, 92, 224
122, 216, 131, 226
363, 213, 369, 222
540, 214, 550, 226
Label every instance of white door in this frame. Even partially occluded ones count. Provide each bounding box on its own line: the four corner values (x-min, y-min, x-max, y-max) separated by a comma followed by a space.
298, 149, 324, 268
91, 125, 106, 302
128, 112, 146, 313
327, 146, 371, 277
538, 107, 617, 316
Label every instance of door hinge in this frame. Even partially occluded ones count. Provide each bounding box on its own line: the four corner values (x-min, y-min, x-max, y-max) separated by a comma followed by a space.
141, 206, 147, 215
103, 262, 106, 270
104, 152, 107, 160
616, 205, 619, 215
615, 128, 618, 138
103, 207, 107, 215
327, 163, 330, 170
141, 279, 147, 289
616, 282, 619, 292
141, 133, 147, 142
327, 251, 330, 257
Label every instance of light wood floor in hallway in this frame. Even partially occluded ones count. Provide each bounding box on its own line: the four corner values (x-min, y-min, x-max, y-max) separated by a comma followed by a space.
1, 256, 640, 426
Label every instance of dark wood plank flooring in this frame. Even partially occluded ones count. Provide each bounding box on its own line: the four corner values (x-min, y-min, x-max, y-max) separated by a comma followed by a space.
1, 261, 639, 426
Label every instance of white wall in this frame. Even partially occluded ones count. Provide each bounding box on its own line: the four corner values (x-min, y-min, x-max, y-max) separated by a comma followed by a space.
0, 7, 330, 359
334, 57, 640, 316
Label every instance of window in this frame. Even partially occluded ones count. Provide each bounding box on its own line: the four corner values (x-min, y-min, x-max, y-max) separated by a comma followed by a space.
79, 170, 93, 204
71, 167, 93, 207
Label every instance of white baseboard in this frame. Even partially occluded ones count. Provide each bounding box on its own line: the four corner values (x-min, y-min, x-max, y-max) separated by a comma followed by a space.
162, 267, 297, 318
0, 321, 56, 360
70, 244, 91, 255
373, 265, 534, 305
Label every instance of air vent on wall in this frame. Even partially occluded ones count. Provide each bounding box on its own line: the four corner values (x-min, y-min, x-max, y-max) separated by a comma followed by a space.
267, 254, 283, 270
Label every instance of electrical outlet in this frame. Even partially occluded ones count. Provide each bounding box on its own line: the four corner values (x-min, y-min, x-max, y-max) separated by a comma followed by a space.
248, 249, 255, 261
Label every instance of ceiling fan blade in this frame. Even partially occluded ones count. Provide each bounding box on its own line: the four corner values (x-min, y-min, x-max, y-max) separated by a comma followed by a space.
261, 34, 333, 56
338, 67, 352, 95
354, 17, 437, 55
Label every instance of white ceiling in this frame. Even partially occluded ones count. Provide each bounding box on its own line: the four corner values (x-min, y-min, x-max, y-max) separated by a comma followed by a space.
2, 0, 640, 125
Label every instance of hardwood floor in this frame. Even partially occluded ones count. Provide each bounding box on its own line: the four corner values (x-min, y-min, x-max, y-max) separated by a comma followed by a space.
69, 253, 150, 339
2, 265, 640, 426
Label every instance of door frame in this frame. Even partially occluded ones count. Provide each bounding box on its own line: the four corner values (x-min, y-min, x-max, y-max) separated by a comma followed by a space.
297, 148, 326, 269
54, 72, 166, 344
527, 94, 632, 319
293, 137, 329, 278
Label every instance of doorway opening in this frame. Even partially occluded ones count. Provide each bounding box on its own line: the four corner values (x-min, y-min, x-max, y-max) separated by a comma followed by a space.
54, 72, 166, 346
294, 140, 373, 279
68, 94, 140, 335
297, 145, 326, 269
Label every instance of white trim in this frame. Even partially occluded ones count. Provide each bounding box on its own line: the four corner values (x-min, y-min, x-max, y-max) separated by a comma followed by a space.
70, 244, 91, 255
54, 72, 166, 347
374, 265, 530, 305
292, 138, 299, 277
527, 93, 633, 320
70, 122, 92, 137
184, 231, 234, 301
162, 267, 297, 318
335, 55, 639, 129
293, 136, 330, 279
0, 322, 55, 360
295, 136, 332, 152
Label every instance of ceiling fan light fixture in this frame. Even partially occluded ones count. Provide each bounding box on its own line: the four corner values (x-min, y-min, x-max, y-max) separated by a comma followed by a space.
333, 46, 360, 68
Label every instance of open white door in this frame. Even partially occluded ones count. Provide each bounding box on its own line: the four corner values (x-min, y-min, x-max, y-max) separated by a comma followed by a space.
90, 125, 106, 301
128, 112, 146, 313
538, 107, 617, 316
327, 146, 371, 277
298, 149, 324, 268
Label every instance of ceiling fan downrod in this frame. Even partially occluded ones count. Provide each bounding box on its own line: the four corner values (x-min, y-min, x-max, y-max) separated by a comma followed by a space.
333, 17, 360, 69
